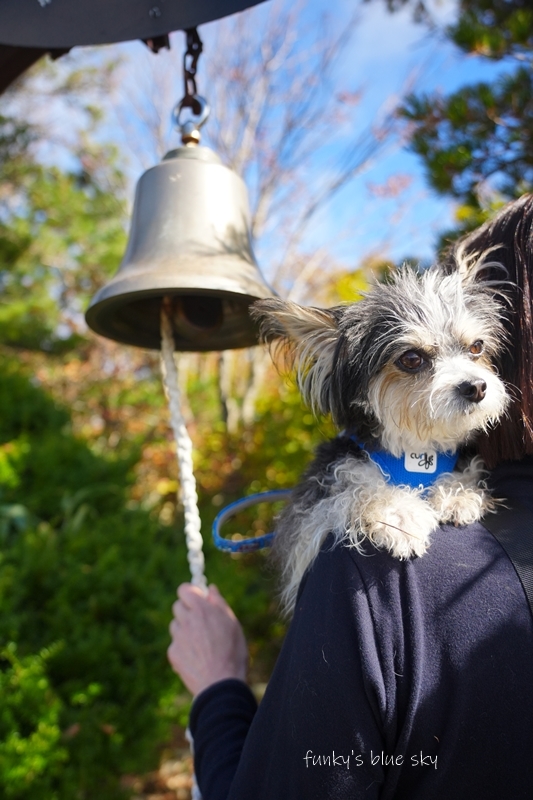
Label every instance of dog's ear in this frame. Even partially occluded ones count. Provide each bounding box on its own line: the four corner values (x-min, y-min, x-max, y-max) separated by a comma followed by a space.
452, 240, 509, 286
252, 298, 339, 345
251, 298, 341, 415
441, 199, 533, 286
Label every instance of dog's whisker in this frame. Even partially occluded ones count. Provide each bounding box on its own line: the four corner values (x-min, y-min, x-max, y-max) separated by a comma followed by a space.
372, 521, 423, 540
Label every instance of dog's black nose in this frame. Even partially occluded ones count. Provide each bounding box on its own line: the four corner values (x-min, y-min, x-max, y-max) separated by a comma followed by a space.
457, 380, 487, 403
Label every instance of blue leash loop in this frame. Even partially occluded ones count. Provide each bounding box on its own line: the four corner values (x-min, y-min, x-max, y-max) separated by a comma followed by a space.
212, 489, 292, 553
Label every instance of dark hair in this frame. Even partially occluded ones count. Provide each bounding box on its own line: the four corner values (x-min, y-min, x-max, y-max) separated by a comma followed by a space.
443, 195, 533, 468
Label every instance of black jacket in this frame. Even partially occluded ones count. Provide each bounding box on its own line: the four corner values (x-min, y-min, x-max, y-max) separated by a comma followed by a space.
190, 460, 533, 799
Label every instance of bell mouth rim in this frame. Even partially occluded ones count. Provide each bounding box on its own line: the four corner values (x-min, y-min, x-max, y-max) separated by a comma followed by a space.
85, 287, 273, 352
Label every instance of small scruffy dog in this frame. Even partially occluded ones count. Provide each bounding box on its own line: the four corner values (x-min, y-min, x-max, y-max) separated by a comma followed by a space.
252, 262, 509, 612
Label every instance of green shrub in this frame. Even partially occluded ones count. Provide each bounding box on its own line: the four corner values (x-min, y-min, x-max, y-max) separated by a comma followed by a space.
3, 519, 196, 799
0, 356, 334, 797
0, 643, 66, 800
0, 364, 191, 798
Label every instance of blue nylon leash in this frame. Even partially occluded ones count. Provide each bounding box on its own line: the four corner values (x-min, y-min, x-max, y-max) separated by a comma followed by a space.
212, 489, 292, 553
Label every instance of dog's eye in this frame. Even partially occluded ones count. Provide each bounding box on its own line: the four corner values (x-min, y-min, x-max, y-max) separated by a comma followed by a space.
469, 340, 484, 356
397, 351, 427, 372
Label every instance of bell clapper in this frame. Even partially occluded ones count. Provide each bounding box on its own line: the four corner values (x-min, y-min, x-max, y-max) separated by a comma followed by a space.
160, 298, 207, 593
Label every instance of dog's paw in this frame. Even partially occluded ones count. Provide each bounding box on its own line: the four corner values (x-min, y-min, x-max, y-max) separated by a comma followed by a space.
360, 491, 439, 559
428, 480, 491, 527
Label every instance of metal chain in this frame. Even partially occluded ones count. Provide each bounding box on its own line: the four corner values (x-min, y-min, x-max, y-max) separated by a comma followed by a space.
172, 27, 209, 140
182, 28, 203, 116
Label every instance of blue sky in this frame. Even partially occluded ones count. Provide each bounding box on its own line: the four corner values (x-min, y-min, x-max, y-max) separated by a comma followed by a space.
270, 0, 507, 267
11, 0, 510, 282
199, 0, 507, 272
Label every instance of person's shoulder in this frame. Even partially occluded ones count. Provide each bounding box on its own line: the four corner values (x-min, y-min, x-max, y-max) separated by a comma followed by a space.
303, 520, 521, 611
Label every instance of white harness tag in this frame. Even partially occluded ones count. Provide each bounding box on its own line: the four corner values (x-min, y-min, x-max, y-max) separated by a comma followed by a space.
404, 449, 437, 474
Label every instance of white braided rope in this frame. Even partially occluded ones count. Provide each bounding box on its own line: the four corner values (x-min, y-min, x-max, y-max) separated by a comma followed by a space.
160, 303, 207, 591
160, 303, 205, 800
185, 726, 202, 800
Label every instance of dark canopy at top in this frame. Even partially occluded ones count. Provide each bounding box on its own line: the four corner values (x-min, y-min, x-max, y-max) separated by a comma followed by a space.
0, 0, 267, 93
0, 0, 267, 47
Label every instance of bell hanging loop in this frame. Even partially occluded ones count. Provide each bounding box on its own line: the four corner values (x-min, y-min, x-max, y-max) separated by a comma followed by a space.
173, 95, 210, 146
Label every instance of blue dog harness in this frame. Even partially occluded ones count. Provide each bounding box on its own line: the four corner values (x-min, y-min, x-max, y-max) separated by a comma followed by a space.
351, 437, 459, 492
212, 437, 459, 552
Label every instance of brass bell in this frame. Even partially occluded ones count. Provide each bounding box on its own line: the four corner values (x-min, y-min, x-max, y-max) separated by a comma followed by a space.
86, 129, 272, 351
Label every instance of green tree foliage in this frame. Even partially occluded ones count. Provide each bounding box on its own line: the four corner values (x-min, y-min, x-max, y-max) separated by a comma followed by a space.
0, 349, 338, 798
0, 114, 126, 352
377, 0, 533, 56
450, 1, 533, 60
0, 151, 340, 792
376, 0, 533, 234
402, 68, 533, 203
0, 108, 186, 797
0, 361, 187, 799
